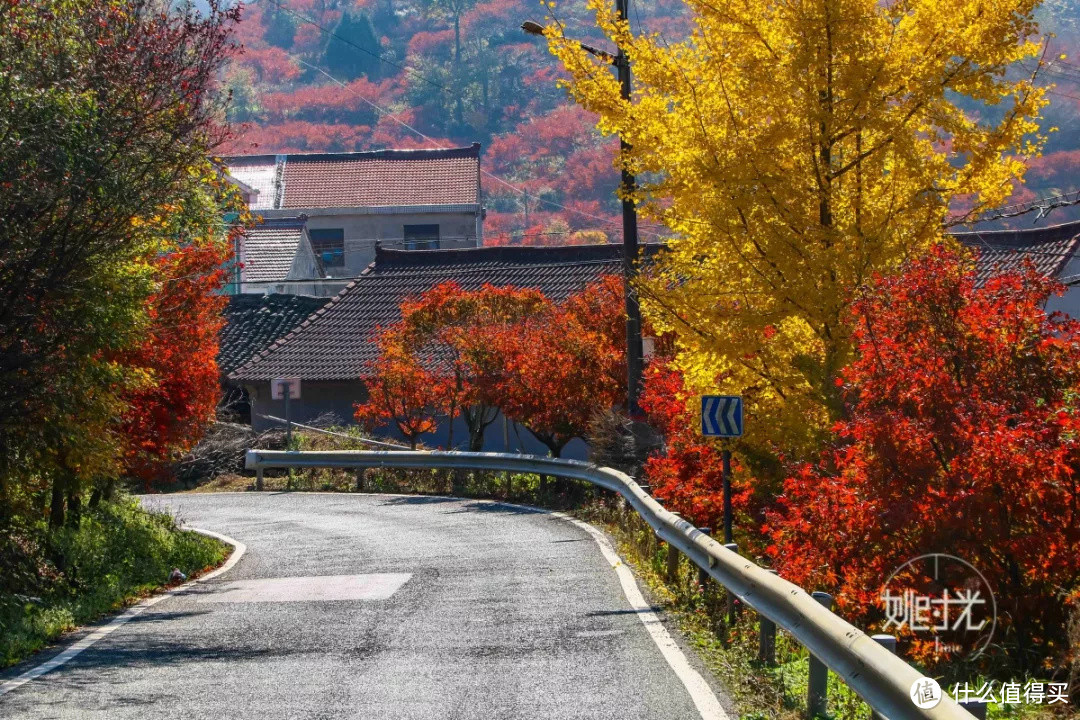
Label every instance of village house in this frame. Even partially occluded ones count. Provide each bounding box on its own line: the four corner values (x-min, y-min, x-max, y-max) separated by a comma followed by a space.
221, 220, 1080, 457
953, 220, 1080, 316
228, 243, 655, 458
225, 216, 327, 296
217, 293, 331, 421
225, 144, 484, 297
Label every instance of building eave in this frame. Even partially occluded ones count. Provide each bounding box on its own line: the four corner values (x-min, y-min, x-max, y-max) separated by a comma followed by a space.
257, 204, 482, 218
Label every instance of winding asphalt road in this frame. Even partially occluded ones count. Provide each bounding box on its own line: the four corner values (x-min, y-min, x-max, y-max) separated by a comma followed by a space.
0, 492, 731, 719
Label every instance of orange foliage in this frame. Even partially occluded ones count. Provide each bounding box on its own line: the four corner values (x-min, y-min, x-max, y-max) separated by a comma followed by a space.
119, 240, 231, 485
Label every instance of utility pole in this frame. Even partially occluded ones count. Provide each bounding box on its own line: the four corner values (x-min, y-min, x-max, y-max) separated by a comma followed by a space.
521, 16, 645, 416
615, 0, 645, 417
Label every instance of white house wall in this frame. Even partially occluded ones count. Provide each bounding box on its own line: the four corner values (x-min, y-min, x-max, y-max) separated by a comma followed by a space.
262, 209, 481, 277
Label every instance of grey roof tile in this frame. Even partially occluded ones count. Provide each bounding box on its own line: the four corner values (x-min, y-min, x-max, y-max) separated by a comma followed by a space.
231, 243, 655, 382
240, 217, 308, 283
953, 220, 1080, 287
219, 293, 330, 376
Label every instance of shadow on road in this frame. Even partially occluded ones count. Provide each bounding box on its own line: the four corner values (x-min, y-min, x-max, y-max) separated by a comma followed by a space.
376, 495, 548, 516
446, 501, 548, 516
377, 495, 462, 506
586, 608, 653, 617
118, 610, 213, 626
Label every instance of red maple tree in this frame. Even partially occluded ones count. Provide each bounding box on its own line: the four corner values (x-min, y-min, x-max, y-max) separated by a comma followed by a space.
398, 282, 549, 450
119, 239, 232, 486
764, 244, 1080, 669
354, 326, 450, 449
493, 275, 626, 457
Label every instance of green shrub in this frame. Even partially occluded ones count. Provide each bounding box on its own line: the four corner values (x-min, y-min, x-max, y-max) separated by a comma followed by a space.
0, 496, 226, 668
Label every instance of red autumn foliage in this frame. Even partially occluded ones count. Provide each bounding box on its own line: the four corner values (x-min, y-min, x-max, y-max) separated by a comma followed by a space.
261, 78, 396, 124
397, 281, 550, 450
119, 240, 231, 486
237, 46, 301, 84
358, 278, 623, 453
353, 326, 449, 449
492, 275, 626, 456
763, 244, 1080, 668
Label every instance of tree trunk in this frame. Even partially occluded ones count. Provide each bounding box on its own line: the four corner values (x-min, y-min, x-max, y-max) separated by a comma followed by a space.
469, 426, 484, 452
65, 485, 81, 528
453, 15, 463, 127
49, 476, 65, 530
446, 397, 456, 449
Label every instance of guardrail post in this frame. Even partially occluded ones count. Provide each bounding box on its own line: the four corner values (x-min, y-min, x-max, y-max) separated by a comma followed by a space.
665, 513, 681, 584
724, 543, 739, 626
697, 528, 711, 590
666, 542, 680, 584
869, 635, 896, 720
807, 591, 833, 718
256, 467, 264, 491
355, 468, 365, 493
758, 569, 778, 665
958, 700, 988, 720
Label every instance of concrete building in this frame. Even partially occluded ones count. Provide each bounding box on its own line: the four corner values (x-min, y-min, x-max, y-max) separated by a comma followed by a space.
225, 144, 484, 298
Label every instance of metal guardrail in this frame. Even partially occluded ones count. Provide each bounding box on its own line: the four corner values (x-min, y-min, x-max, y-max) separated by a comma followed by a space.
245, 449, 975, 720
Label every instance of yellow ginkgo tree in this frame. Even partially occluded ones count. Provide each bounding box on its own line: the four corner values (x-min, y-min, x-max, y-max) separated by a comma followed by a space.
547, 0, 1048, 462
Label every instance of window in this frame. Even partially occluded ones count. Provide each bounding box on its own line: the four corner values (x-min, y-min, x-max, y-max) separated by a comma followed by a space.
403, 224, 440, 250
309, 228, 345, 269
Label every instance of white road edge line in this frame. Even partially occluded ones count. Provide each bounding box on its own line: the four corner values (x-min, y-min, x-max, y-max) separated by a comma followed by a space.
0, 526, 246, 698
553, 512, 731, 720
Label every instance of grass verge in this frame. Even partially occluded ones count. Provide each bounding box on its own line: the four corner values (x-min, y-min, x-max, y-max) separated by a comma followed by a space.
0, 496, 228, 669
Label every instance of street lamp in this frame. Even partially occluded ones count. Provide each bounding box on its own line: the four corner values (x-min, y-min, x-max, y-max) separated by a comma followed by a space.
522, 14, 646, 418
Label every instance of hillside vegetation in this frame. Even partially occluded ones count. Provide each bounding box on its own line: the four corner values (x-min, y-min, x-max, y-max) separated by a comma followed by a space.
226, 0, 1080, 238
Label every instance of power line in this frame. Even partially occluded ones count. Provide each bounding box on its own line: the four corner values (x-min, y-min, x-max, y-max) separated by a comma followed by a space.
240, 1, 665, 239
256, 48, 665, 238
957, 189, 1080, 225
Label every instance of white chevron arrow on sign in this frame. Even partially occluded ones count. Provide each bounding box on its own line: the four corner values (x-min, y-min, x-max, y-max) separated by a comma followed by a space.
700, 395, 743, 437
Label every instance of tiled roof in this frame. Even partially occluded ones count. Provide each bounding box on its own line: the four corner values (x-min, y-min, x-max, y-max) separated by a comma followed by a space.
226, 157, 278, 210
224, 145, 481, 211
240, 217, 310, 283
953, 221, 1080, 286
231, 243, 655, 381
219, 294, 330, 376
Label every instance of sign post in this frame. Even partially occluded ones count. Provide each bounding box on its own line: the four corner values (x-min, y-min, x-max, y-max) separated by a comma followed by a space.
271, 378, 302, 449
701, 395, 743, 543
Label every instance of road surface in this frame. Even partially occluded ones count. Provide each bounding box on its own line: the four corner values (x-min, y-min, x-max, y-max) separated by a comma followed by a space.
0, 492, 730, 719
